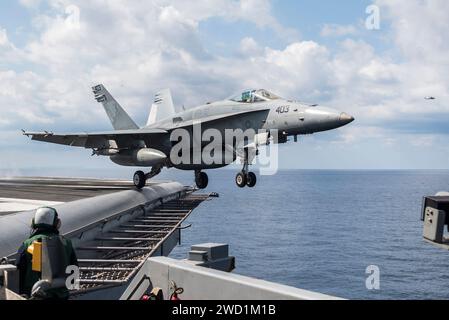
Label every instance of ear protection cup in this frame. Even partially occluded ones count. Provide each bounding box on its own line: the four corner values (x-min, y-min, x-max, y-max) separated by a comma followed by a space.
55, 218, 61, 229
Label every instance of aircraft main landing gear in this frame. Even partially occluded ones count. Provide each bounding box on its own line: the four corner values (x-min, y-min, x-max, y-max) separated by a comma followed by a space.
133, 166, 162, 189
195, 171, 209, 189
235, 149, 257, 188
133, 171, 146, 189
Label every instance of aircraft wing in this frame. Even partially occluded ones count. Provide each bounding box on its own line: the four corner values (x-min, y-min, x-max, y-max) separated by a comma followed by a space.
22, 128, 168, 149
24, 109, 270, 148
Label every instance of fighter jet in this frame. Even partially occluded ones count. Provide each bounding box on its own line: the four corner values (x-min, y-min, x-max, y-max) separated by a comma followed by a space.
23, 85, 354, 189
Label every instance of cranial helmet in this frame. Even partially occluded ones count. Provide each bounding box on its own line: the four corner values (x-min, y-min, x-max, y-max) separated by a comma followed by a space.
32, 207, 60, 229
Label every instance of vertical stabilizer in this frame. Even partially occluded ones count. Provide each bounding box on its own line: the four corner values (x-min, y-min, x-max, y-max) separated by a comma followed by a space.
147, 89, 175, 125
92, 84, 139, 130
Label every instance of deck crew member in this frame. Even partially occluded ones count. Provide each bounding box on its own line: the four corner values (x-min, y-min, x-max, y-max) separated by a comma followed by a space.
15, 207, 78, 299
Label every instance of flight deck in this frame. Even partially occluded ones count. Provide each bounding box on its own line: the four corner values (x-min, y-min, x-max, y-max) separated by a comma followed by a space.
0, 177, 170, 215
0, 176, 340, 300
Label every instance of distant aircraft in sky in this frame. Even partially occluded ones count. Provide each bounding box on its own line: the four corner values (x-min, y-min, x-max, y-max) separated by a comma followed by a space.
24, 85, 354, 189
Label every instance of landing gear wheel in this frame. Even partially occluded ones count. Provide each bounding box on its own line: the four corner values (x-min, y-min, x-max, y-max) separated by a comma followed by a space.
235, 172, 247, 188
133, 171, 146, 189
246, 172, 257, 188
195, 172, 209, 189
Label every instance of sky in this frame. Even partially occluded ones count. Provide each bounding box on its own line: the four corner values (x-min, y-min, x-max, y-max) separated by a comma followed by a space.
0, 0, 449, 175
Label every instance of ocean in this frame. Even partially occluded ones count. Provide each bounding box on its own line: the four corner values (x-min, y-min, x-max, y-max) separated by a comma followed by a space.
168, 169, 449, 300
3, 168, 449, 299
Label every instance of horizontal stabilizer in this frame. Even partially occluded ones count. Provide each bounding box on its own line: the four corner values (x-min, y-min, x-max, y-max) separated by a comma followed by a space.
92, 84, 139, 130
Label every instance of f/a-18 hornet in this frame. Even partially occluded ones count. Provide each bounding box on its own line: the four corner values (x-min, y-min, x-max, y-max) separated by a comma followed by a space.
24, 85, 354, 189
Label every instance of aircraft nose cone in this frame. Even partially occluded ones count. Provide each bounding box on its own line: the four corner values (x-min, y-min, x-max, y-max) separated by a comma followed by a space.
339, 112, 354, 125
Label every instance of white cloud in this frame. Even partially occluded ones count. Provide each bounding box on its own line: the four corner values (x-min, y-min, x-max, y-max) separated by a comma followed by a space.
1, 0, 303, 130
332, 126, 391, 145
239, 37, 263, 56
358, 0, 449, 125
358, 60, 399, 82
376, 0, 449, 63
0, 27, 24, 64
321, 24, 357, 37
3, 0, 448, 130
1, 0, 449, 170
0, 28, 9, 45
409, 135, 436, 147
19, 0, 42, 8
158, 0, 298, 39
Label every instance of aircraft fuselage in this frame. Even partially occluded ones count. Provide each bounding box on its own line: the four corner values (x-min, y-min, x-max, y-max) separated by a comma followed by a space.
147, 99, 353, 137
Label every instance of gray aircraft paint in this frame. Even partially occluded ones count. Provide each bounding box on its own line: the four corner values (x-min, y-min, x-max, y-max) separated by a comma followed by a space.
147, 96, 353, 136
23, 86, 354, 177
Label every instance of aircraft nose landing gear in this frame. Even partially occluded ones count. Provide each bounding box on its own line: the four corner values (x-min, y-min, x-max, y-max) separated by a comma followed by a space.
246, 172, 257, 187
235, 172, 246, 188
195, 171, 209, 189
236, 171, 257, 188
235, 149, 257, 188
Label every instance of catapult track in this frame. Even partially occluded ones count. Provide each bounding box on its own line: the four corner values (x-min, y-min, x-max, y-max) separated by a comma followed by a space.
74, 192, 210, 293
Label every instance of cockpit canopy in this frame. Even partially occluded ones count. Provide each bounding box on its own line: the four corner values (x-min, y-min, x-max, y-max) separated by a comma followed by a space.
228, 89, 282, 103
